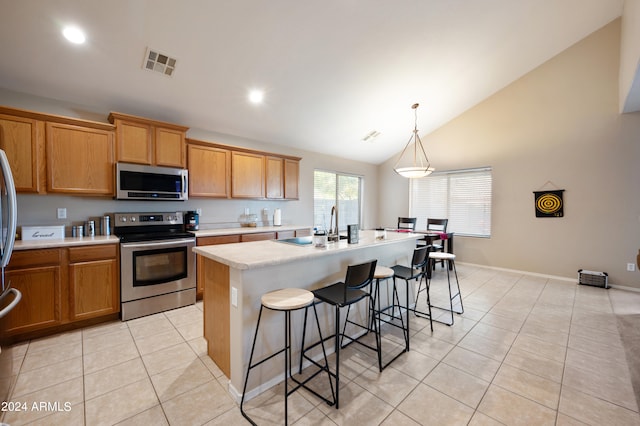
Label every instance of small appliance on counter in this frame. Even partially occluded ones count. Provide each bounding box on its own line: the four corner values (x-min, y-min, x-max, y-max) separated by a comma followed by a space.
185, 210, 199, 231
273, 208, 282, 226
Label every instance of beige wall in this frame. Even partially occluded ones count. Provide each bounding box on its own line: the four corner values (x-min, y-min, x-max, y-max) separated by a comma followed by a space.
380, 19, 640, 288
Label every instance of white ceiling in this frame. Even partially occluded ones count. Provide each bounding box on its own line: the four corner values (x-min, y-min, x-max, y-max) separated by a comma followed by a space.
0, 0, 625, 164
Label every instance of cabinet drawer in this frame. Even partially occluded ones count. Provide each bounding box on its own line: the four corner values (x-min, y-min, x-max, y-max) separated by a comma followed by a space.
68, 244, 118, 263
197, 235, 241, 246
276, 230, 295, 240
240, 232, 276, 242
295, 228, 312, 237
8, 249, 61, 269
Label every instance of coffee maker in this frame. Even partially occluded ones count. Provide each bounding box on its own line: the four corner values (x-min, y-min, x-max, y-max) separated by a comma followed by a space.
185, 211, 199, 231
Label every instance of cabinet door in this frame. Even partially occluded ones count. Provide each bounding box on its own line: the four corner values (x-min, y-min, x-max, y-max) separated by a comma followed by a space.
155, 127, 185, 168
69, 258, 119, 321
4, 265, 63, 334
265, 156, 284, 199
188, 144, 230, 197
115, 119, 152, 164
46, 122, 114, 195
231, 151, 265, 198
284, 159, 299, 199
0, 114, 45, 193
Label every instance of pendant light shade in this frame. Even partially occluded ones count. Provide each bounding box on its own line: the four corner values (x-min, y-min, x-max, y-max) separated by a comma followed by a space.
393, 103, 434, 178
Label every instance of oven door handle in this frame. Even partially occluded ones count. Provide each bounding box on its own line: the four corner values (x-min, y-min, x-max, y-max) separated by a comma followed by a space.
121, 238, 195, 250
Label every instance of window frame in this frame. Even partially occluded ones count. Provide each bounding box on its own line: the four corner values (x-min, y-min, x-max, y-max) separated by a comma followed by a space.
409, 167, 492, 238
313, 169, 363, 233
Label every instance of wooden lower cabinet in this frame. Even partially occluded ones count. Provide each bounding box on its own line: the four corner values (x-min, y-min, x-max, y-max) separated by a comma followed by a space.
68, 245, 119, 321
5, 249, 63, 335
3, 244, 119, 340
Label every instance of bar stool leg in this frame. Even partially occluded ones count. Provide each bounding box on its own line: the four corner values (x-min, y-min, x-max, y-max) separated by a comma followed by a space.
240, 306, 264, 426
243, 299, 335, 426
429, 256, 463, 326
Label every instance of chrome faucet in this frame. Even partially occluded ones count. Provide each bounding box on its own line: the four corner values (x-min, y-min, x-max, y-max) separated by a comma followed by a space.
329, 205, 339, 242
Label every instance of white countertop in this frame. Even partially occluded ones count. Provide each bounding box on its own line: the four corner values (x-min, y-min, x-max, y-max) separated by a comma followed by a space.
193, 225, 311, 237
14, 235, 120, 251
193, 230, 422, 270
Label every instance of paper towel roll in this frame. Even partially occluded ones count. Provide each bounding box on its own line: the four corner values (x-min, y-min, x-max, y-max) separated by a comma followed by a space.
274, 208, 282, 226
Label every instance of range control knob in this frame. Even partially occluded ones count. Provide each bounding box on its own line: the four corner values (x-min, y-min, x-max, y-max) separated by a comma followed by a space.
120, 216, 127, 222
130, 216, 137, 222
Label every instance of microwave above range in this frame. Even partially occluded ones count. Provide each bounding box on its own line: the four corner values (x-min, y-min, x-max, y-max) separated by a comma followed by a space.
116, 163, 188, 201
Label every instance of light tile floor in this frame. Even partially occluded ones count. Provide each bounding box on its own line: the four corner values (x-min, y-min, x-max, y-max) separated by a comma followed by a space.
3, 264, 640, 425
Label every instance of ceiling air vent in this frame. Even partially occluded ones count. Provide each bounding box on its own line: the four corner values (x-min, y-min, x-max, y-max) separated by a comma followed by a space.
362, 130, 381, 142
143, 48, 177, 77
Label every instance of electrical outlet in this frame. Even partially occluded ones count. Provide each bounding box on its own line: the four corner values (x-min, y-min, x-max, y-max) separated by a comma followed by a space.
57, 208, 67, 219
627, 263, 636, 272
231, 287, 238, 307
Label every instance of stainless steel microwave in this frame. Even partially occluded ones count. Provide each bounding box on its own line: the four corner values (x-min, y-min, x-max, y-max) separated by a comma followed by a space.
116, 163, 188, 201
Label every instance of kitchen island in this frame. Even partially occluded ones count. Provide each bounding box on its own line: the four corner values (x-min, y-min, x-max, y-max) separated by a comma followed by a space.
193, 230, 422, 401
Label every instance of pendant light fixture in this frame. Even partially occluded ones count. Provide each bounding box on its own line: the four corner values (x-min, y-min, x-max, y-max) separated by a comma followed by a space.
393, 103, 434, 178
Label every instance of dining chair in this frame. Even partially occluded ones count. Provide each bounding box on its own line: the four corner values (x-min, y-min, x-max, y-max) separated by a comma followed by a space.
397, 217, 417, 231
299, 259, 379, 409
427, 218, 448, 268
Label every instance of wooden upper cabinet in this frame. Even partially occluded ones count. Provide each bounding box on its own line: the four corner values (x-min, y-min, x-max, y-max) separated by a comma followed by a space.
108, 112, 188, 168
284, 158, 299, 199
231, 151, 265, 198
114, 118, 152, 165
155, 127, 186, 167
187, 141, 230, 198
46, 122, 115, 195
0, 113, 45, 193
265, 156, 284, 199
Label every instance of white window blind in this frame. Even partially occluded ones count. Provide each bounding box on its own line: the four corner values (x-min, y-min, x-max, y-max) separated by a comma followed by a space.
314, 170, 362, 232
410, 167, 492, 237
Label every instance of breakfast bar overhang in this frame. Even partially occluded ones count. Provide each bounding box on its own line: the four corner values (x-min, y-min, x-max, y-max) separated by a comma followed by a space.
193, 230, 422, 400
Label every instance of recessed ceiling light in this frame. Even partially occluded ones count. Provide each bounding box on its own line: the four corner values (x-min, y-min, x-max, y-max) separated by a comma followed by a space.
62, 26, 86, 44
248, 90, 264, 104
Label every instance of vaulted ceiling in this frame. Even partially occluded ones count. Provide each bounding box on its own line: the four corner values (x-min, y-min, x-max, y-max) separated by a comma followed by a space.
0, 0, 625, 164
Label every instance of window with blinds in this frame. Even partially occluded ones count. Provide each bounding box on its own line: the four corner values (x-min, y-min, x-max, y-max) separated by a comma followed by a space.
409, 167, 492, 237
314, 170, 362, 232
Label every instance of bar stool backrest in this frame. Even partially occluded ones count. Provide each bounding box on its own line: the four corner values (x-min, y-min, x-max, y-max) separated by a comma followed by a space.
412, 246, 430, 271
345, 259, 378, 291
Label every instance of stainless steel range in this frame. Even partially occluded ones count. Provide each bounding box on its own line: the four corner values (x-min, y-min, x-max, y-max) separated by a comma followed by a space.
114, 211, 196, 321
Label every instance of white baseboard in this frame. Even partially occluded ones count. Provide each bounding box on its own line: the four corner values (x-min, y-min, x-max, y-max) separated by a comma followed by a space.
457, 261, 640, 292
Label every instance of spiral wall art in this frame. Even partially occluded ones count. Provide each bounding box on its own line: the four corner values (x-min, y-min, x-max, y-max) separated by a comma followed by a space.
534, 189, 564, 217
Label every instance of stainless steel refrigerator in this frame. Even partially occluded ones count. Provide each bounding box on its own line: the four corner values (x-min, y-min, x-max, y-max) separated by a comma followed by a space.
0, 149, 19, 406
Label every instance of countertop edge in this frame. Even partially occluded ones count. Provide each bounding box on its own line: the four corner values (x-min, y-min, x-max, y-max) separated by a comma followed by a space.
14, 236, 120, 250
193, 231, 423, 270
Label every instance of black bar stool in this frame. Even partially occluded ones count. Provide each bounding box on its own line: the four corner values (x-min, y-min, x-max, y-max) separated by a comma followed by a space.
427, 252, 464, 326
392, 246, 433, 334
299, 259, 379, 409
371, 265, 409, 370
240, 288, 335, 426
